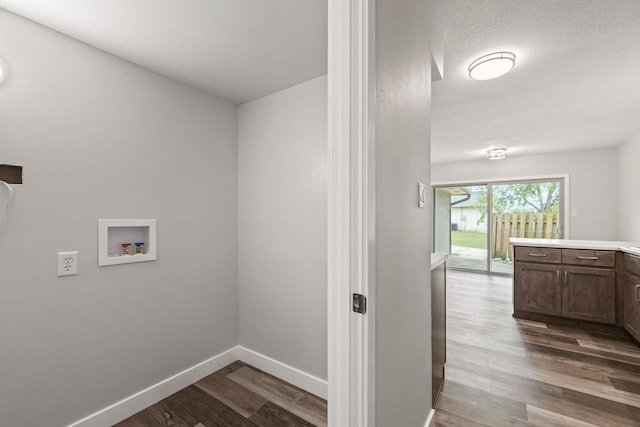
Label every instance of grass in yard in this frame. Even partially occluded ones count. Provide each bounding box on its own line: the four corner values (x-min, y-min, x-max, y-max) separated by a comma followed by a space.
451, 231, 487, 249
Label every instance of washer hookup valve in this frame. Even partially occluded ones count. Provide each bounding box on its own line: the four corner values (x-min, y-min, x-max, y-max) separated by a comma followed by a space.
121, 243, 132, 255
135, 242, 144, 254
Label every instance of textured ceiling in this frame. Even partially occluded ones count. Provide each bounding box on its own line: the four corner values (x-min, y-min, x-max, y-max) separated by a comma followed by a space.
1, 1, 639, 163
0, 0, 327, 104
431, 0, 640, 163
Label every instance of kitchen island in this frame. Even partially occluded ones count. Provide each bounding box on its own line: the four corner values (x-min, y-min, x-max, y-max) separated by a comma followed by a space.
510, 238, 640, 343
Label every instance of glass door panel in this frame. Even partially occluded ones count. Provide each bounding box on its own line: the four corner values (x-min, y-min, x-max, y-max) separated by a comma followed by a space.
489, 180, 562, 274
433, 185, 488, 272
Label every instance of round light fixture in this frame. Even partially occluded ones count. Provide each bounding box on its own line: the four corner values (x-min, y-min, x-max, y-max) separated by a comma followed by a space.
469, 52, 515, 80
486, 148, 507, 160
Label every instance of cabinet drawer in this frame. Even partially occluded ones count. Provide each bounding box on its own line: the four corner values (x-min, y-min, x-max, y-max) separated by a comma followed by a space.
562, 249, 615, 268
625, 253, 640, 276
514, 246, 561, 264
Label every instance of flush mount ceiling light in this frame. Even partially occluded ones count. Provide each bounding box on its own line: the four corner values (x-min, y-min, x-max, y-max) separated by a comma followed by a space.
486, 148, 507, 160
469, 52, 515, 80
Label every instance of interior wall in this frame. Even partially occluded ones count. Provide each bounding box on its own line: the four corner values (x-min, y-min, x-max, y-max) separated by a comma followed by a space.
238, 76, 328, 380
375, 0, 433, 424
0, 10, 238, 427
431, 148, 619, 241
618, 133, 640, 242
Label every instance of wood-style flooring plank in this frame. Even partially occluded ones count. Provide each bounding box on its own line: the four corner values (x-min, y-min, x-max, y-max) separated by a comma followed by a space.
228, 366, 327, 427
114, 362, 326, 427
249, 401, 317, 427
435, 381, 533, 426
195, 371, 268, 418
561, 386, 640, 423
434, 409, 496, 427
214, 360, 251, 376
610, 376, 640, 395
149, 385, 256, 427
526, 404, 599, 427
115, 406, 189, 427
445, 362, 640, 427
578, 339, 640, 359
436, 270, 640, 427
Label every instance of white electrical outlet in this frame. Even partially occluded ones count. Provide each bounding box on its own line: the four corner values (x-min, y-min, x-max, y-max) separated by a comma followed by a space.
57, 251, 78, 277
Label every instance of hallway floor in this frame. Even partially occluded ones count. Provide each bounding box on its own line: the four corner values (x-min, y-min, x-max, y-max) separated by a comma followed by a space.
434, 270, 640, 426
114, 361, 327, 427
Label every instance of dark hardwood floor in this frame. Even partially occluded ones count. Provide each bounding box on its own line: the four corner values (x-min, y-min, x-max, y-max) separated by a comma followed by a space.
435, 270, 640, 426
114, 361, 327, 427
114, 270, 640, 426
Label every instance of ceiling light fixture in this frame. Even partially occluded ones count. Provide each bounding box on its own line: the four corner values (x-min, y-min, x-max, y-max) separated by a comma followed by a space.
469, 52, 515, 80
486, 148, 507, 160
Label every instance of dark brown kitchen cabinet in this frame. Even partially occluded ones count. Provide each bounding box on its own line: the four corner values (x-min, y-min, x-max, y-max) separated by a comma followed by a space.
514, 262, 562, 316
624, 253, 640, 342
562, 266, 616, 324
431, 260, 446, 407
513, 246, 617, 325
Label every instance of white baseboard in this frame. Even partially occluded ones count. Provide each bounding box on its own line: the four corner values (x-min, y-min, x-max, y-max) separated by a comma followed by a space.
67, 346, 239, 427
237, 346, 328, 399
424, 408, 436, 427
66, 346, 328, 427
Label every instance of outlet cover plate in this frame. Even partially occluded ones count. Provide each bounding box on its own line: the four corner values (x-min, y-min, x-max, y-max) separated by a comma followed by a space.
58, 251, 78, 276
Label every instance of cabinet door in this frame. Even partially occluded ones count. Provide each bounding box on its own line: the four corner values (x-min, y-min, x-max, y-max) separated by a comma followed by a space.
431, 263, 446, 407
562, 266, 616, 324
624, 272, 640, 342
514, 262, 561, 316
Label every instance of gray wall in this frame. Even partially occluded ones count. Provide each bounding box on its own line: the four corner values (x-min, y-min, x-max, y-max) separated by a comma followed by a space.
0, 10, 238, 427
238, 76, 328, 380
619, 133, 640, 242
375, 0, 433, 425
431, 148, 620, 241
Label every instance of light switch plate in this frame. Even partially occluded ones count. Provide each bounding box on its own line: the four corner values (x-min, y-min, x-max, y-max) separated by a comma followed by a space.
418, 182, 426, 208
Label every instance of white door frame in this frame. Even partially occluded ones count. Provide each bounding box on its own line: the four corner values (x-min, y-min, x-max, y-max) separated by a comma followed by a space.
327, 0, 374, 426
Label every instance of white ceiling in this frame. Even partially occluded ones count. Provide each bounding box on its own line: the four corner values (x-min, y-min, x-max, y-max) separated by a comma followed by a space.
431, 0, 640, 163
1, 1, 639, 164
0, 0, 327, 104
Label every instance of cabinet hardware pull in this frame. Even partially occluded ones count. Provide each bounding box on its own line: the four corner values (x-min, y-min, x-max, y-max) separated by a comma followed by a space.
556, 271, 560, 282
577, 256, 598, 260
636, 285, 640, 302
564, 271, 568, 282
528, 253, 547, 257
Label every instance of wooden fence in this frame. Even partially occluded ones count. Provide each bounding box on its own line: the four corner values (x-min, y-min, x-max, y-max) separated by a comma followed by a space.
492, 211, 558, 260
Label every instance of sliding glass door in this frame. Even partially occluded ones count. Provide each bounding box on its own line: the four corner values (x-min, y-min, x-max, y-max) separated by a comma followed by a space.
434, 185, 488, 271
489, 180, 562, 273
434, 178, 563, 274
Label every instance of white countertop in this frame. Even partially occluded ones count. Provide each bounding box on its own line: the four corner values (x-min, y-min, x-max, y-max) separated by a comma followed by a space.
431, 253, 448, 270
510, 238, 640, 257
